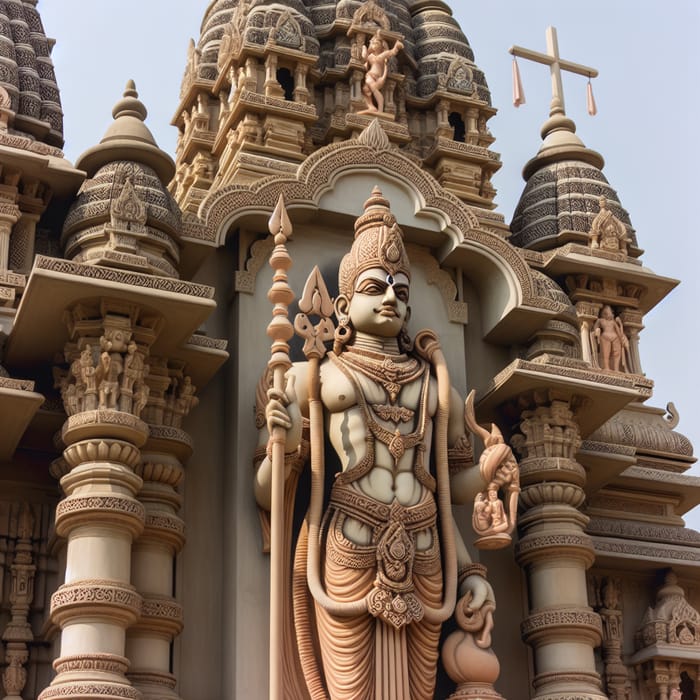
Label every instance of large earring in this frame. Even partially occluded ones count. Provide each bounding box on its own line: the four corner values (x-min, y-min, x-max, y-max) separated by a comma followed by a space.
398, 323, 413, 353
333, 316, 353, 355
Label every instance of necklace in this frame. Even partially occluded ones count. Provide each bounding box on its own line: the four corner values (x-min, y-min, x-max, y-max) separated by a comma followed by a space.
340, 346, 424, 403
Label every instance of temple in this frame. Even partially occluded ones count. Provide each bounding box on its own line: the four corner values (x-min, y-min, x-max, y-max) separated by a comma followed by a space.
0, 1, 698, 699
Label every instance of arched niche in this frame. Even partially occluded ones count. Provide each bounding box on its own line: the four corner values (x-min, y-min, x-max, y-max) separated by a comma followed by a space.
195, 123, 554, 346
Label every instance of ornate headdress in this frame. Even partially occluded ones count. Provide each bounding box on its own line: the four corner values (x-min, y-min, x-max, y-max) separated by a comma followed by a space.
338, 186, 410, 299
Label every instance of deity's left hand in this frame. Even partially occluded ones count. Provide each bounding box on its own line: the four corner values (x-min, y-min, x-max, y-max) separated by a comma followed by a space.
457, 574, 496, 649
459, 574, 494, 612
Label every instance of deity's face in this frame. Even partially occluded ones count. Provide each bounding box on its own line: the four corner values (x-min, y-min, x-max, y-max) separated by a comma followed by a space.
347, 267, 409, 338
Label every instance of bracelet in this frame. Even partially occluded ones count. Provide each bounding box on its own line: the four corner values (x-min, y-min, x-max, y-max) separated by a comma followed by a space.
265, 442, 299, 461
458, 563, 488, 584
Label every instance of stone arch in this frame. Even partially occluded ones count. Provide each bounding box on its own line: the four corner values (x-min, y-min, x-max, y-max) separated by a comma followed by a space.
197, 125, 555, 339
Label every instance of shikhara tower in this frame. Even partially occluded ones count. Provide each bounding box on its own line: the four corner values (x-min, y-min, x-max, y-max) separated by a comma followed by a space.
0, 1, 697, 699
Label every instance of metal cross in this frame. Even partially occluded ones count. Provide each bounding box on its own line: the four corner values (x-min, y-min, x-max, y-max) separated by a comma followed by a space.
509, 26, 598, 117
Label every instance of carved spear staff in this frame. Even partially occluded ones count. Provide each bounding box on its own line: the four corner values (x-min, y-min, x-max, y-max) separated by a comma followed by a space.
266, 193, 294, 700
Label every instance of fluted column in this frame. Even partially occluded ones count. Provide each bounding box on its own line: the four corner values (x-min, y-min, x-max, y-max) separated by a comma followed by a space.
126, 419, 190, 699
512, 395, 605, 700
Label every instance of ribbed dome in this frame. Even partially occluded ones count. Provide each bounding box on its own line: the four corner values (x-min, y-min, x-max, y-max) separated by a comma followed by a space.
0, 0, 63, 147
510, 113, 636, 251
510, 159, 635, 251
412, 3, 490, 103
194, 0, 489, 103
197, 0, 319, 83
62, 160, 182, 277
196, 0, 239, 82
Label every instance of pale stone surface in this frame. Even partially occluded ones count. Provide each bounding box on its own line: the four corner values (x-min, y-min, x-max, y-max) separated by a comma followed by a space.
0, 2, 697, 699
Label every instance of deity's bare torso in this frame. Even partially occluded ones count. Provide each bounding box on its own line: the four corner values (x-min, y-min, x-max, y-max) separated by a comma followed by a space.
318, 351, 438, 547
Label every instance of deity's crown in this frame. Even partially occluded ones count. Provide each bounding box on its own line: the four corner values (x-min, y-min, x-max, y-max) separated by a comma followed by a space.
338, 186, 410, 298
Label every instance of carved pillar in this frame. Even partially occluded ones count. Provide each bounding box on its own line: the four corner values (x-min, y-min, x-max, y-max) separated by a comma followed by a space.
466, 107, 479, 145
264, 55, 282, 98
0, 196, 20, 272
126, 421, 189, 699
244, 57, 258, 92
435, 99, 451, 139
512, 394, 606, 700
2, 504, 36, 700
350, 69, 365, 110
618, 309, 643, 375
293, 64, 309, 104
575, 301, 600, 367
41, 313, 152, 700
592, 576, 632, 699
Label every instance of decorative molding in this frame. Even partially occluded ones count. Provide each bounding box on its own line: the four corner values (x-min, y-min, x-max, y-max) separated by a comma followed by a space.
39, 683, 140, 699
51, 580, 142, 626
53, 654, 130, 675
34, 255, 215, 300
587, 517, 700, 546
592, 537, 700, 563
185, 333, 228, 350
0, 376, 35, 391
62, 439, 141, 470
196, 139, 544, 313
521, 608, 602, 643
516, 533, 595, 561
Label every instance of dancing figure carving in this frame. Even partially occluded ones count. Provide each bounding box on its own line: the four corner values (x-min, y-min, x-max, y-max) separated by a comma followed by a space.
361, 30, 403, 113
255, 188, 513, 699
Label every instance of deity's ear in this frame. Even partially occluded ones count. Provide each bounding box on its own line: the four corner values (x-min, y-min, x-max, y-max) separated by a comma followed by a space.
405, 306, 411, 324
334, 294, 350, 319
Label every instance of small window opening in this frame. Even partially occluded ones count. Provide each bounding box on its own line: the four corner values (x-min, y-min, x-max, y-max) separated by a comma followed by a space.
449, 112, 466, 143
277, 68, 294, 101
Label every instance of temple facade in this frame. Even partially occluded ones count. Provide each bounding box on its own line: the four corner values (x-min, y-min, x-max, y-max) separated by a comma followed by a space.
0, 1, 698, 699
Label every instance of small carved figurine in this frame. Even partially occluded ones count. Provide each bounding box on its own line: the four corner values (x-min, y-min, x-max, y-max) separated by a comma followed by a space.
361, 29, 403, 113
589, 197, 632, 255
592, 305, 629, 372
464, 391, 520, 548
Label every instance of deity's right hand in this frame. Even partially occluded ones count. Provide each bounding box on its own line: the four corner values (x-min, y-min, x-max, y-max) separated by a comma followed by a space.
265, 373, 302, 453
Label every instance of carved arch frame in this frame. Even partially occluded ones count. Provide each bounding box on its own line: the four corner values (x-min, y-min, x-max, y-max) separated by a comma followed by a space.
191, 129, 555, 337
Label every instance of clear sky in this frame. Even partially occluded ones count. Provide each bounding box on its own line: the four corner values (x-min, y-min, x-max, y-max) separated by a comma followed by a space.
39, 1, 700, 528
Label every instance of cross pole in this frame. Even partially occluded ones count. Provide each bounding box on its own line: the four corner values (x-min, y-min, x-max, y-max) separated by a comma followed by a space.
509, 26, 598, 117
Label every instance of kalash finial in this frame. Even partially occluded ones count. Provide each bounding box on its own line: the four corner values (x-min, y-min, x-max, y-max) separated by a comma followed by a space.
111, 80, 148, 122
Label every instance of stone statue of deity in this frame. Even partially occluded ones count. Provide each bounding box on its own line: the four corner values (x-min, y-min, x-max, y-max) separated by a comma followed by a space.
255, 188, 513, 698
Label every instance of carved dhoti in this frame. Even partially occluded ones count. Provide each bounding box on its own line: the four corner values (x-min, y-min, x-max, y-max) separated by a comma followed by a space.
314, 483, 443, 700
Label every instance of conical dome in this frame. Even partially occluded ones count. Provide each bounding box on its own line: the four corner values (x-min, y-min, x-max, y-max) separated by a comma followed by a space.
509, 113, 636, 252
63, 83, 182, 277
0, 0, 63, 147
412, 2, 491, 103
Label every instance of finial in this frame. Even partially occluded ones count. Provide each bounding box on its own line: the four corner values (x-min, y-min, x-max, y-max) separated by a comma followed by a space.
268, 193, 293, 246
363, 185, 390, 212
112, 80, 148, 122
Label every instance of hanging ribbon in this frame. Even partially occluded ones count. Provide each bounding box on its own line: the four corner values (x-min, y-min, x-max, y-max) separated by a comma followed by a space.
512, 56, 525, 107
587, 76, 597, 116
